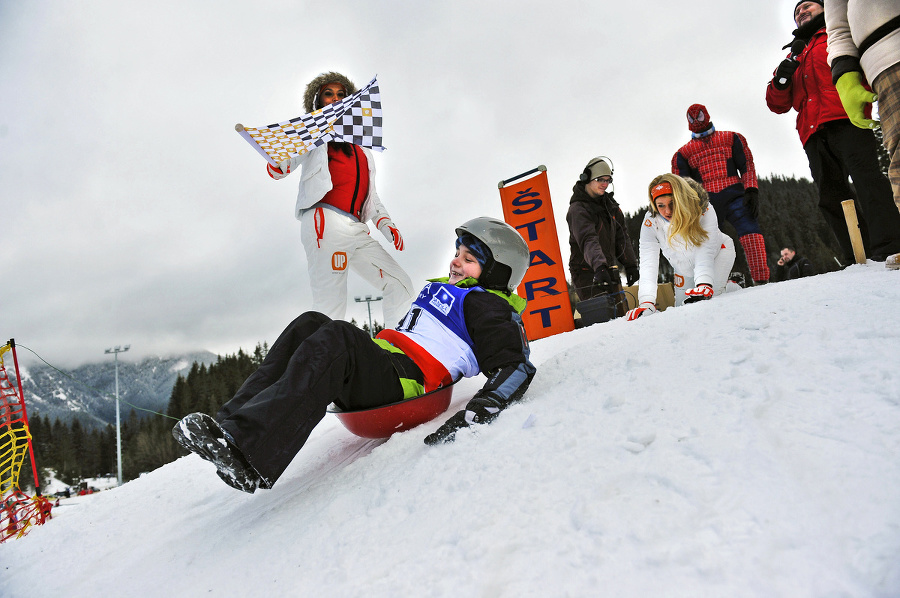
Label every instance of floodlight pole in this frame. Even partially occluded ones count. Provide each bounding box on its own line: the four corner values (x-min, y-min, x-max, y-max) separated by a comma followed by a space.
104, 344, 130, 486
354, 295, 383, 338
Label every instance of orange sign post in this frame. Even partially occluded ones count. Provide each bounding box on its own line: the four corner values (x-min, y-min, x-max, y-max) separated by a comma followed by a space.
498, 166, 575, 340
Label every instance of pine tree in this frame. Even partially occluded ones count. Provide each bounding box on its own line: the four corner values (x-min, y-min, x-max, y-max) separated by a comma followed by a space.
252, 342, 269, 365
99, 425, 116, 476
149, 348, 265, 477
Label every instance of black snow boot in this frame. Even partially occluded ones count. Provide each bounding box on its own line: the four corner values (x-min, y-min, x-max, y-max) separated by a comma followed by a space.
172, 413, 261, 493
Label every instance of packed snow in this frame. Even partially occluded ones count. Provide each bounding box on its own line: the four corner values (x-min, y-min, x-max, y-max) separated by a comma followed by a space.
2, 263, 899, 597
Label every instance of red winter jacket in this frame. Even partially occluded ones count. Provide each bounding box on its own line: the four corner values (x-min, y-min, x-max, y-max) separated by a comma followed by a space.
765, 27, 848, 146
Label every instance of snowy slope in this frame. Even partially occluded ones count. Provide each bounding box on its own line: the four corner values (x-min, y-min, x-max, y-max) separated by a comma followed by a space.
2, 264, 899, 598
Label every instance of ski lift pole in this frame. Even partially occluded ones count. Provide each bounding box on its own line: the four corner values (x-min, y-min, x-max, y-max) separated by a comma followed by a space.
8, 339, 41, 494
105, 345, 130, 486
355, 295, 382, 338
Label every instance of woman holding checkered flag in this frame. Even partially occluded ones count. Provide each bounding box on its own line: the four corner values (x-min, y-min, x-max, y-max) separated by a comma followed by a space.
267, 71, 414, 328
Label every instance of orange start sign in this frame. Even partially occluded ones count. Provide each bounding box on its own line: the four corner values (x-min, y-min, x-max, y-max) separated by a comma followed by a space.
498, 166, 575, 340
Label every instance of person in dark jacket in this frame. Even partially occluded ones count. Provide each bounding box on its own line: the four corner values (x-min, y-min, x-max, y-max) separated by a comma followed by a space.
173, 217, 536, 493
766, 1, 900, 264
566, 156, 638, 301
773, 246, 817, 281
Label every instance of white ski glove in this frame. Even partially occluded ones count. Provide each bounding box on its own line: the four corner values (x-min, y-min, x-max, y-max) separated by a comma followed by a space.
267, 158, 292, 180
684, 283, 714, 304
626, 302, 657, 321
376, 217, 404, 251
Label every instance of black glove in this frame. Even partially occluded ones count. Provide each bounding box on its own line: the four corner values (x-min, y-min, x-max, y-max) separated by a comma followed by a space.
625, 266, 639, 287
424, 410, 469, 445
610, 267, 622, 286
592, 265, 614, 293
773, 58, 798, 90
424, 391, 504, 445
744, 188, 760, 219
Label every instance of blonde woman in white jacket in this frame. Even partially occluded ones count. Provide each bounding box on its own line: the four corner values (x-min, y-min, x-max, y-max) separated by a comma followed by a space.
268, 71, 414, 327
626, 174, 736, 321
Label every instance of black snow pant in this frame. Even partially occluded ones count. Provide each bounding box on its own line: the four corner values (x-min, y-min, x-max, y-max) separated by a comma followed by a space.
804, 120, 900, 262
215, 312, 418, 486
707, 186, 762, 236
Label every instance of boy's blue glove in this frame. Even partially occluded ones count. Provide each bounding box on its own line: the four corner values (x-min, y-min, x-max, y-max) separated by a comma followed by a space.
835, 72, 878, 129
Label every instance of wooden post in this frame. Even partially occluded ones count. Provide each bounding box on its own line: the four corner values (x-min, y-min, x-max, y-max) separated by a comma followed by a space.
841, 199, 867, 264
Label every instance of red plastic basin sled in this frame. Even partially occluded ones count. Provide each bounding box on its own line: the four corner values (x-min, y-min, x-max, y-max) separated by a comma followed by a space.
327, 378, 460, 439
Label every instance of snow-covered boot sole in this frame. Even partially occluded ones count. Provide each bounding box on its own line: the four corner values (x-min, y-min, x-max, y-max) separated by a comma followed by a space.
887, 252, 900, 270
172, 413, 259, 494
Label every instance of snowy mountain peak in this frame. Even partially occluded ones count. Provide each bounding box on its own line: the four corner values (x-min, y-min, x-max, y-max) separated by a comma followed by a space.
17, 351, 218, 428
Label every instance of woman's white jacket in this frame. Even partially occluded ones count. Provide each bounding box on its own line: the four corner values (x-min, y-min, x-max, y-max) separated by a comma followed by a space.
285, 144, 391, 225
637, 204, 731, 304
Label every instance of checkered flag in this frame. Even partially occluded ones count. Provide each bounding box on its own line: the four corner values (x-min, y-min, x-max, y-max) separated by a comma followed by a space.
236, 76, 385, 167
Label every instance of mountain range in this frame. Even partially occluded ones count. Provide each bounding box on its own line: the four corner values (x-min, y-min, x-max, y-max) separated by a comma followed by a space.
15, 351, 218, 428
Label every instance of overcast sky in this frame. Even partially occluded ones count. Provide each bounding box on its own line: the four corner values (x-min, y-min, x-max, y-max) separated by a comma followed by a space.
2, 0, 811, 368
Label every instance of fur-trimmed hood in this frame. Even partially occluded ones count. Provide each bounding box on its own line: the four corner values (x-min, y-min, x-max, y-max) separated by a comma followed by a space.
303, 71, 357, 112
682, 177, 710, 212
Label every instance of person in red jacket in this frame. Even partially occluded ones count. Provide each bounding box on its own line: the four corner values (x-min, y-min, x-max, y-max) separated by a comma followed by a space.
672, 105, 770, 284
766, 0, 900, 264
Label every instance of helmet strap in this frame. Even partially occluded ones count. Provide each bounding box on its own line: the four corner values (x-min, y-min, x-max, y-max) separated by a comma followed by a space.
479, 262, 513, 292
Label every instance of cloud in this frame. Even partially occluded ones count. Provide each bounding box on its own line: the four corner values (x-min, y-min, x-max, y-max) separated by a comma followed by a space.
1, 0, 816, 368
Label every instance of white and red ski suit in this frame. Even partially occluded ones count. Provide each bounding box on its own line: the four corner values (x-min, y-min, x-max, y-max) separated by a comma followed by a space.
637, 205, 736, 307
281, 143, 414, 328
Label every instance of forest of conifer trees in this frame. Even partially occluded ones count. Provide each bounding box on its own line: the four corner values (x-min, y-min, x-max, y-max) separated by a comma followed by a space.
21, 345, 267, 490
21, 322, 386, 490
21, 173, 870, 491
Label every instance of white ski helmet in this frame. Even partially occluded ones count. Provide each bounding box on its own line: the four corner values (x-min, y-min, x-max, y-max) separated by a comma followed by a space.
456, 217, 530, 292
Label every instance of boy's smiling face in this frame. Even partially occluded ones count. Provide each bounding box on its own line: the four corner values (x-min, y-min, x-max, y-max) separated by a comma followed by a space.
449, 244, 483, 284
